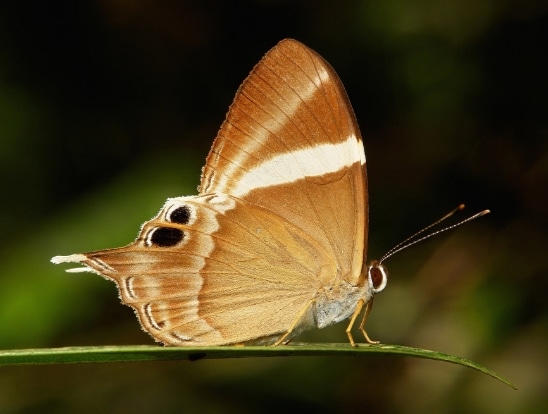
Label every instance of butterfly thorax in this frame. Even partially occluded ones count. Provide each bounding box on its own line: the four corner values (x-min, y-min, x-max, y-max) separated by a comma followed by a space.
313, 280, 370, 329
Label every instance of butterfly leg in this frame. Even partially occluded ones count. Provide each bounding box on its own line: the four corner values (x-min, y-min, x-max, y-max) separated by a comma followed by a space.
358, 299, 379, 344
273, 298, 316, 346
345, 299, 364, 346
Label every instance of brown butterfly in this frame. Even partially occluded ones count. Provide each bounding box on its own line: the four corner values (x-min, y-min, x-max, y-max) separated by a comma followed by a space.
53, 39, 485, 347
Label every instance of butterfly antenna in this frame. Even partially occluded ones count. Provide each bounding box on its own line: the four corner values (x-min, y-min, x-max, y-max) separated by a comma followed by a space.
379, 204, 490, 264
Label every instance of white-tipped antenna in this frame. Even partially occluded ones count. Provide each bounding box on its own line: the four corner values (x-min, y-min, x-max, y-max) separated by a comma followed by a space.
379, 204, 490, 264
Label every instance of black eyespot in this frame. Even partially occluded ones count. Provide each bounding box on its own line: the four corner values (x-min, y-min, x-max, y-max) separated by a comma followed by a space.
149, 227, 184, 247
169, 205, 191, 224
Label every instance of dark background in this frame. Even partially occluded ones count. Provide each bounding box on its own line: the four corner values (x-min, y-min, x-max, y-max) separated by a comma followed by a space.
0, 1, 546, 413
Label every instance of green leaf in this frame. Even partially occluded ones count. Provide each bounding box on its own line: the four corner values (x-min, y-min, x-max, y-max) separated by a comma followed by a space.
0, 343, 516, 389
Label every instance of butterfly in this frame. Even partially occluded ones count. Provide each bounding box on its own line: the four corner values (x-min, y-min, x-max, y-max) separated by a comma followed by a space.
52, 38, 392, 346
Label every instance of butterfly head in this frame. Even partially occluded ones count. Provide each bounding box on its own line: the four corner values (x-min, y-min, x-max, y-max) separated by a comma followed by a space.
366, 260, 388, 294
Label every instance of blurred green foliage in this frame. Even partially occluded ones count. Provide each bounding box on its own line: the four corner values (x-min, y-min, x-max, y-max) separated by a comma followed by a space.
0, 0, 546, 413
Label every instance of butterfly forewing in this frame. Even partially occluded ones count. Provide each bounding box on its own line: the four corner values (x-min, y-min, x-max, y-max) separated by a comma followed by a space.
202, 39, 367, 286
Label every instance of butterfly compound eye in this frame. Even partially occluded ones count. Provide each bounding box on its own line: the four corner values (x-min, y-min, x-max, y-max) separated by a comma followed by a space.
368, 261, 388, 293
